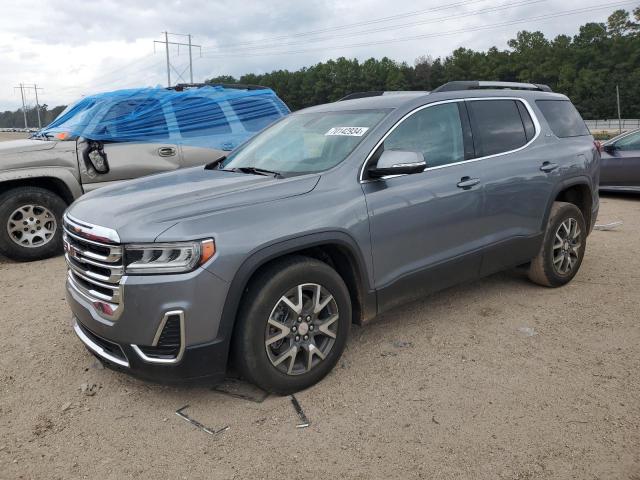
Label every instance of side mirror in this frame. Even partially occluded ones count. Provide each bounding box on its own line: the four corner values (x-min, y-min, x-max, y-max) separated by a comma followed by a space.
603, 143, 617, 154
368, 150, 426, 178
81, 140, 110, 175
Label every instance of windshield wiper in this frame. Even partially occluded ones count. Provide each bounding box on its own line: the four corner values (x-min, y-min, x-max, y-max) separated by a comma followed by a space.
232, 166, 282, 178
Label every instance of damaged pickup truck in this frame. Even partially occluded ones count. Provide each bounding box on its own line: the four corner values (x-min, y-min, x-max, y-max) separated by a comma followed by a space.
0, 84, 289, 261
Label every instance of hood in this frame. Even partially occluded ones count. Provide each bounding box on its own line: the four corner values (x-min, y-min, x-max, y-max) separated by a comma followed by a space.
0, 138, 57, 156
0, 138, 77, 172
67, 167, 320, 242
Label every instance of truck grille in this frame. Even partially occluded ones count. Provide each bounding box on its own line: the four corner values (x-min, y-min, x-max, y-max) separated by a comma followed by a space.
63, 215, 124, 320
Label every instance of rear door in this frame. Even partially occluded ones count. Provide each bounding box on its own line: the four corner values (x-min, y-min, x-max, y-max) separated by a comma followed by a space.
79, 98, 182, 192
600, 130, 640, 187
465, 98, 554, 275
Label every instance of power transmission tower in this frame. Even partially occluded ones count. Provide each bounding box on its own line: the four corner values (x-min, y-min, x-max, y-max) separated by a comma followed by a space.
13, 83, 45, 129
153, 32, 201, 87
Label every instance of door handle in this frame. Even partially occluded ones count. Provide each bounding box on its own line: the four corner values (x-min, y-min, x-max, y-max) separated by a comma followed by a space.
540, 161, 558, 172
158, 146, 177, 157
457, 176, 480, 189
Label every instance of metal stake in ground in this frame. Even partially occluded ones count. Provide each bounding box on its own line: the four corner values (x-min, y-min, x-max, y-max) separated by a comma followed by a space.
290, 395, 310, 428
175, 405, 229, 436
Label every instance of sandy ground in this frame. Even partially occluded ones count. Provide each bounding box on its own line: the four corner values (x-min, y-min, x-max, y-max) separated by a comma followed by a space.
0, 194, 639, 480
0, 132, 30, 141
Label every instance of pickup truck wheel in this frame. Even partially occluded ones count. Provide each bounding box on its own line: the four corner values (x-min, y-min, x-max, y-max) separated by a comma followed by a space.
528, 201, 586, 287
233, 255, 351, 395
0, 187, 66, 261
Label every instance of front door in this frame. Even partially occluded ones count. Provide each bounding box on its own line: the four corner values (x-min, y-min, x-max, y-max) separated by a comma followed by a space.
601, 130, 640, 187
361, 101, 485, 312
77, 97, 182, 192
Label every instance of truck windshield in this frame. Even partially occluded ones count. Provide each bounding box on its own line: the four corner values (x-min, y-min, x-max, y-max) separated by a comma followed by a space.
219, 110, 387, 175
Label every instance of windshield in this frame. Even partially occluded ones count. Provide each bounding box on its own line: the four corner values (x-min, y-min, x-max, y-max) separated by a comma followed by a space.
219, 110, 387, 175
39, 97, 98, 139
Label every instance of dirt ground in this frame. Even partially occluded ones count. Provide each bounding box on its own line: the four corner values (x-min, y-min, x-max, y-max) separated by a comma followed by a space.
0, 132, 30, 141
0, 193, 639, 480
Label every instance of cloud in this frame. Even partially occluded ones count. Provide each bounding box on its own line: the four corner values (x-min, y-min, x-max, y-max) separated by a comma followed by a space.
0, 0, 621, 111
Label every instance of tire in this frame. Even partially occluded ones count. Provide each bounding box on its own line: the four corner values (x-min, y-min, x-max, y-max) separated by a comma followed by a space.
528, 201, 586, 287
0, 187, 67, 261
232, 255, 351, 395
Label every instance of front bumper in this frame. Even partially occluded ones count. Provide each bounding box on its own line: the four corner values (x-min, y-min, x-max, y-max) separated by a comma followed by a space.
73, 318, 227, 383
66, 265, 232, 382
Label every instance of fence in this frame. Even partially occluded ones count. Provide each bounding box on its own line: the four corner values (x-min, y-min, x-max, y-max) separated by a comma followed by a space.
585, 119, 640, 130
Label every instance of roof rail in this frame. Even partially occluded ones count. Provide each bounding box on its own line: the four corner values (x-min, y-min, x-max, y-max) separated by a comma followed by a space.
339, 91, 386, 101
170, 83, 270, 92
432, 81, 552, 93
339, 90, 429, 101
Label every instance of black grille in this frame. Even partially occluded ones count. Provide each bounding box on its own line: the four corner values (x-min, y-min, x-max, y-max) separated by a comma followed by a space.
138, 315, 182, 359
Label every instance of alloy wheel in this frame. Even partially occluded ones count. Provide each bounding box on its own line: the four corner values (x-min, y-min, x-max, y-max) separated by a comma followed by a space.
7, 204, 57, 248
552, 217, 581, 275
265, 283, 339, 376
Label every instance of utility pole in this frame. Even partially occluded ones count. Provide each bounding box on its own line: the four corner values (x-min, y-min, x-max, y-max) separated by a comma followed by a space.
188, 34, 193, 83
33, 84, 42, 129
13, 83, 45, 129
153, 32, 201, 87
13, 83, 28, 129
616, 84, 622, 134
164, 31, 171, 87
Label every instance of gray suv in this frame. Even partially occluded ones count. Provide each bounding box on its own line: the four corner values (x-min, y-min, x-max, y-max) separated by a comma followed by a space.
64, 81, 599, 394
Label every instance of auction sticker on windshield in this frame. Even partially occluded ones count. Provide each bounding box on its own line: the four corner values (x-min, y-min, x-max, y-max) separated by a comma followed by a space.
325, 127, 369, 136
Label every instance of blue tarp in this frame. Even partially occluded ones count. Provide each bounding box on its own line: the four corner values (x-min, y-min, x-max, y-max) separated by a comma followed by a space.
40, 85, 290, 151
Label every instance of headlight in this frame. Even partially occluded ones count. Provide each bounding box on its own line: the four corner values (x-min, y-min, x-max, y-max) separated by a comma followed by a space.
125, 239, 215, 274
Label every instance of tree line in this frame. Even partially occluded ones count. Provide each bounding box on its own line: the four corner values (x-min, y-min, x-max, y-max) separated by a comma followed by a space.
0, 104, 66, 129
207, 7, 640, 119
1, 7, 638, 128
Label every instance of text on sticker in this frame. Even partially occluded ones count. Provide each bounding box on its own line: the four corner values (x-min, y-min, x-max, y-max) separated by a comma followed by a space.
325, 127, 369, 137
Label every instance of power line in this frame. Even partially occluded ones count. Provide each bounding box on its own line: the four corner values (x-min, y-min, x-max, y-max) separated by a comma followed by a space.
201, 0, 491, 50
201, 0, 545, 54
56, 54, 160, 94
201, 1, 636, 58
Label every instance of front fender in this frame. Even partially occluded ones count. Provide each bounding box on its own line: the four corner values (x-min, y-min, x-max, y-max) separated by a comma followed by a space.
213, 230, 376, 364
0, 166, 83, 200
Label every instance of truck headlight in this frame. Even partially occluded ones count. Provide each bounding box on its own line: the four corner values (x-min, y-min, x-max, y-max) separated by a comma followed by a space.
125, 239, 215, 274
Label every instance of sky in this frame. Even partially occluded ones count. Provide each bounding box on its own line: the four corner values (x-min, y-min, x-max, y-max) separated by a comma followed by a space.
0, 0, 634, 111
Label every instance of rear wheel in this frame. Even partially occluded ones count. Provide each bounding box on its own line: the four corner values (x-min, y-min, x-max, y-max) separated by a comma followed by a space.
0, 187, 66, 261
528, 201, 586, 287
232, 256, 351, 395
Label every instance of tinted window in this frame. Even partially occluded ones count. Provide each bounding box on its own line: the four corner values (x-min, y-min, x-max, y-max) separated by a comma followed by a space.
614, 131, 640, 151
95, 98, 168, 139
536, 100, 589, 138
229, 97, 283, 132
172, 97, 231, 138
383, 103, 464, 168
516, 101, 536, 141
468, 100, 527, 156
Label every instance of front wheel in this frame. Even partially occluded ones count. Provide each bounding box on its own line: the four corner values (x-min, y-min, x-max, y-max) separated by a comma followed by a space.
528, 201, 586, 287
232, 256, 351, 395
0, 187, 66, 261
